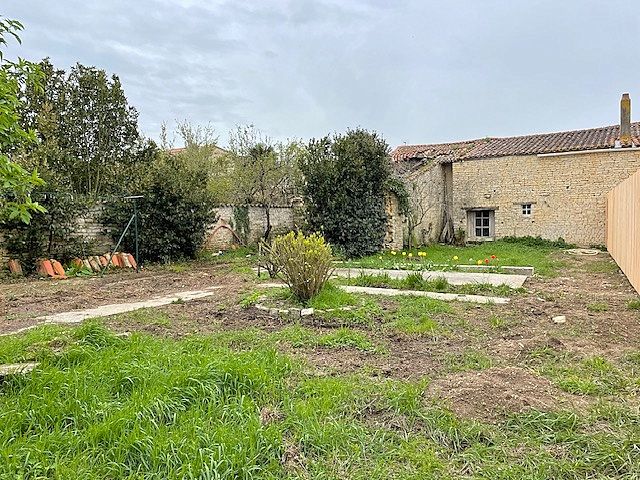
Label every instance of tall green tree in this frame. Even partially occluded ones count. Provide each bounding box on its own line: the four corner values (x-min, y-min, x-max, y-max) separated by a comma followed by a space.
0, 16, 45, 224
20, 59, 146, 196
299, 129, 390, 258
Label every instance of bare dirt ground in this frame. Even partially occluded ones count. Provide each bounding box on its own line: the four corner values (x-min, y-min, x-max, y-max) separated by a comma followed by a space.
0, 262, 251, 334
2, 250, 639, 421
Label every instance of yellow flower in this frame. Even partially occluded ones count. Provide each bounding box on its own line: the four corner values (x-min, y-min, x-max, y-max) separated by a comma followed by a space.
402, 252, 407, 256
453, 255, 459, 261
391, 251, 397, 256
378, 256, 383, 260
408, 253, 413, 257
477, 259, 483, 265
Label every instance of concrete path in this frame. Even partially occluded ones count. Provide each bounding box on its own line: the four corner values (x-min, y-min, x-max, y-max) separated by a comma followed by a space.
332, 267, 527, 288
0, 287, 223, 337
38, 287, 223, 324
340, 285, 510, 304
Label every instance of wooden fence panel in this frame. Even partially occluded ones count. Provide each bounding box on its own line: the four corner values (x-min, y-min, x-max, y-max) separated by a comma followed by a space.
607, 168, 640, 294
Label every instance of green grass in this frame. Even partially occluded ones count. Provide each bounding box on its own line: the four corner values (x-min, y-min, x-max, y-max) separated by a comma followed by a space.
384, 296, 451, 336
583, 260, 620, 274
342, 239, 566, 277
278, 325, 381, 352
445, 349, 493, 372
529, 349, 639, 396
627, 298, 640, 310
1, 322, 640, 478
112, 308, 173, 326
587, 302, 609, 313
256, 283, 359, 310
307, 282, 359, 309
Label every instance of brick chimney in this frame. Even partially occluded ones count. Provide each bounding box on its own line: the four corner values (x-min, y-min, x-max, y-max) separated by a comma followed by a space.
620, 93, 632, 146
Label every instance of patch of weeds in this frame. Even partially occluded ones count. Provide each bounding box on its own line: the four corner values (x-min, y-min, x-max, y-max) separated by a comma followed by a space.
208, 328, 267, 350
318, 299, 383, 326
318, 328, 379, 352
392, 315, 440, 336
351, 272, 393, 288
113, 308, 172, 327
0, 325, 70, 363
428, 276, 450, 292
584, 260, 619, 274
239, 291, 263, 309
540, 356, 634, 396
72, 320, 123, 347
624, 351, 640, 366
403, 272, 430, 290
445, 349, 493, 372
627, 298, 640, 310
385, 295, 451, 336
587, 302, 608, 313
171, 298, 185, 305
308, 282, 359, 309
344, 273, 519, 296
488, 315, 508, 329
164, 262, 190, 273
504, 409, 581, 443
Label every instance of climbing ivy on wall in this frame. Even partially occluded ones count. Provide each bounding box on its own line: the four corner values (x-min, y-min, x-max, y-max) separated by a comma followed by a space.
232, 205, 250, 244
384, 177, 410, 216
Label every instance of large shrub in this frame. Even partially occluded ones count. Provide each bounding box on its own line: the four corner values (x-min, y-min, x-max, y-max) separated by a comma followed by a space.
299, 129, 390, 258
103, 152, 217, 263
270, 232, 333, 302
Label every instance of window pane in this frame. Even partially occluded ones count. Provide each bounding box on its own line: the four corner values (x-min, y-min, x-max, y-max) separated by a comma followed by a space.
476, 227, 482, 236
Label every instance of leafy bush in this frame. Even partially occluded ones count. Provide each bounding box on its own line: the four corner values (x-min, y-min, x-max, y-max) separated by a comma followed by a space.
4, 188, 91, 269
299, 129, 390, 258
270, 232, 333, 302
103, 151, 217, 263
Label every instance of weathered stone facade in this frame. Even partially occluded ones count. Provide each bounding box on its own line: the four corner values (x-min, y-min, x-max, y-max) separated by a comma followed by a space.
392, 98, 640, 248
453, 149, 640, 246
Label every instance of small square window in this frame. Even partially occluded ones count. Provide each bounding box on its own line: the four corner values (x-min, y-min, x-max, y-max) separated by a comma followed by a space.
522, 203, 532, 216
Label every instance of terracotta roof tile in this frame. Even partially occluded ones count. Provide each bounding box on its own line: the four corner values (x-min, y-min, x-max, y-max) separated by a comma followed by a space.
392, 122, 640, 162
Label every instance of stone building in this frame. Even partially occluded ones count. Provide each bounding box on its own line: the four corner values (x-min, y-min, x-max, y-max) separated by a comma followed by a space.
388, 94, 640, 247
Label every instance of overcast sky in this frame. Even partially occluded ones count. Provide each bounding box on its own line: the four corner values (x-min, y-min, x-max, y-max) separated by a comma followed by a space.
4, 0, 639, 149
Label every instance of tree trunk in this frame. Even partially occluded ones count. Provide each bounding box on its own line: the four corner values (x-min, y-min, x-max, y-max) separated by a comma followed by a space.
263, 205, 272, 240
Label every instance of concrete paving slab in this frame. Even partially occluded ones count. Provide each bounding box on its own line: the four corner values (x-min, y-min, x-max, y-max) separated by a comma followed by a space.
37, 287, 223, 325
340, 285, 510, 304
332, 268, 527, 288
0, 362, 39, 377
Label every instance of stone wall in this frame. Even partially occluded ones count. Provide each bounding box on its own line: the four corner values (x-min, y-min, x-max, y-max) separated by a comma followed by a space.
387, 160, 451, 248
204, 205, 296, 251
384, 194, 403, 250
452, 149, 640, 246
73, 204, 114, 254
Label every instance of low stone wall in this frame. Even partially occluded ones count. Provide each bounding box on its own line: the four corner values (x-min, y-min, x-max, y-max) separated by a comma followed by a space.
1, 203, 300, 265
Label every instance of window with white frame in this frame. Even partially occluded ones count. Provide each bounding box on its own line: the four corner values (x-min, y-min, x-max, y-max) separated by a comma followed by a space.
522, 203, 532, 216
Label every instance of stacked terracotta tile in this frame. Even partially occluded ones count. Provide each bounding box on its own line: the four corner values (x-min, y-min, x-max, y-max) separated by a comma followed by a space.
5, 253, 137, 279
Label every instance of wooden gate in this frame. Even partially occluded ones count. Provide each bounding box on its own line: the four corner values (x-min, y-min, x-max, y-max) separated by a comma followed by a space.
607, 168, 640, 294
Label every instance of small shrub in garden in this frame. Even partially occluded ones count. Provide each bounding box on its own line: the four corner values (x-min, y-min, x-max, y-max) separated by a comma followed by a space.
270, 232, 333, 302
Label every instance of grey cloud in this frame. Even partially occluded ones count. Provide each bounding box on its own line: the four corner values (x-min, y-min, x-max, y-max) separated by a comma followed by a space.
3, 0, 640, 148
